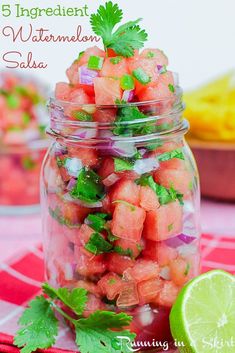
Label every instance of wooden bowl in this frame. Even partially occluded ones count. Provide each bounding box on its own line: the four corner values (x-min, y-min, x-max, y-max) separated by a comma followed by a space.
188, 138, 235, 201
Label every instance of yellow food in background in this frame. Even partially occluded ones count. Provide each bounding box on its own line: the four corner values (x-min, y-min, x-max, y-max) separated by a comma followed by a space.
184, 71, 235, 142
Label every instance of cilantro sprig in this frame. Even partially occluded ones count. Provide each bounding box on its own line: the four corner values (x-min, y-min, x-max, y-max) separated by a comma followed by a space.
14, 283, 135, 353
136, 174, 184, 205
90, 2, 148, 57
158, 148, 185, 162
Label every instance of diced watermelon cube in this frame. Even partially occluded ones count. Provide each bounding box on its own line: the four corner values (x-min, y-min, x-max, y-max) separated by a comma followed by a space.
74, 246, 106, 277
128, 57, 159, 85
100, 57, 128, 78
169, 257, 191, 286
94, 77, 122, 105
79, 46, 106, 66
150, 141, 185, 169
138, 278, 163, 304
69, 88, 91, 104
154, 168, 193, 196
55, 82, 72, 100
140, 49, 168, 66
110, 179, 140, 206
143, 202, 183, 241
157, 244, 178, 266
83, 294, 105, 317
117, 281, 139, 307
138, 71, 175, 102
98, 272, 123, 300
93, 108, 117, 122
154, 281, 179, 307
139, 185, 160, 211
114, 238, 143, 259
111, 203, 146, 242
68, 146, 99, 167
98, 157, 115, 179
63, 201, 91, 226
107, 253, 135, 275
124, 259, 159, 283
76, 224, 94, 247
76, 280, 102, 297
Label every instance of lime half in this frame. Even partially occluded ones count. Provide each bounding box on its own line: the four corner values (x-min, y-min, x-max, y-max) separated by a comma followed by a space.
170, 270, 235, 353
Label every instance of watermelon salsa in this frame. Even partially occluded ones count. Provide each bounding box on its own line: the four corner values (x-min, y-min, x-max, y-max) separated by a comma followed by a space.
0, 71, 48, 208
42, 2, 200, 350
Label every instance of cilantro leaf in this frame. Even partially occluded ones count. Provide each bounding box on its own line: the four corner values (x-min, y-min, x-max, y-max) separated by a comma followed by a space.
86, 213, 109, 232
85, 232, 113, 254
90, 2, 123, 46
14, 296, 58, 353
90, 2, 147, 57
113, 106, 151, 136
70, 168, 105, 203
114, 157, 134, 172
43, 284, 87, 316
136, 175, 184, 205
158, 148, 185, 162
75, 311, 135, 353
113, 245, 133, 258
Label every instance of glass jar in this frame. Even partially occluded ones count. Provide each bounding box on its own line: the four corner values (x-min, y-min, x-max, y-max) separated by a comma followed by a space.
41, 89, 200, 352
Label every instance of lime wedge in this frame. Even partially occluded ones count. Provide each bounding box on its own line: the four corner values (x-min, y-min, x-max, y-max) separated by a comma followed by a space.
170, 270, 235, 353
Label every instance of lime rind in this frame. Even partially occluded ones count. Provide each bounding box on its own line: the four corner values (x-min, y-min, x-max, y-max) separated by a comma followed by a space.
170, 270, 235, 353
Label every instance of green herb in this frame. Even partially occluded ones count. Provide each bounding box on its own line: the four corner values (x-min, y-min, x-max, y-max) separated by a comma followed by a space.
112, 199, 136, 211
90, 2, 148, 57
0, 89, 8, 96
114, 157, 134, 172
158, 148, 185, 162
14, 296, 58, 353
184, 263, 191, 276
43, 284, 87, 316
14, 283, 135, 353
78, 51, 85, 60
113, 246, 134, 258
56, 157, 65, 168
86, 213, 108, 232
147, 51, 155, 58
168, 83, 175, 93
136, 175, 184, 205
39, 124, 46, 134
15, 86, 30, 96
132, 68, 151, 85
110, 56, 123, 64
22, 156, 35, 170
22, 113, 31, 125
85, 232, 113, 254
113, 105, 149, 136
72, 110, 92, 121
188, 180, 193, 191
70, 168, 105, 203
6, 94, 20, 109
120, 74, 135, 90
87, 55, 104, 70
168, 223, 174, 232
107, 231, 119, 242
108, 278, 117, 285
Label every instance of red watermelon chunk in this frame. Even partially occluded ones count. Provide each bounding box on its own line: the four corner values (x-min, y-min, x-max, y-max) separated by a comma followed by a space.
111, 203, 146, 241
100, 57, 128, 78
111, 179, 140, 206
138, 71, 175, 102
154, 281, 179, 307
114, 238, 143, 259
76, 280, 102, 297
94, 77, 122, 105
154, 168, 193, 196
98, 272, 123, 300
107, 253, 135, 275
157, 244, 178, 266
150, 141, 185, 170
143, 202, 183, 241
76, 224, 94, 247
55, 82, 72, 100
138, 278, 163, 304
128, 57, 159, 85
83, 294, 105, 317
169, 257, 191, 286
93, 108, 117, 122
74, 246, 106, 277
124, 259, 159, 283
140, 48, 168, 66
139, 185, 160, 211
79, 46, 106, 66
68, 146, 99, 167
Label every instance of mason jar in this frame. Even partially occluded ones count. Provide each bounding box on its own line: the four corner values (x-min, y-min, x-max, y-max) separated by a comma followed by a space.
41, 88, 200, 352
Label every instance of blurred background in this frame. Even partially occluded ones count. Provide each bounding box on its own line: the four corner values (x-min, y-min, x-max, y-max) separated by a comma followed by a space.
0, 0, 235, 226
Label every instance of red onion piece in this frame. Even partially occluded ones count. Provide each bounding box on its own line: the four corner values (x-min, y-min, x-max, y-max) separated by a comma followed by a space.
122, 89, 135, 102
67, 177, 77, 191
72, 128, 97, 139
103, 173, 120, 187
165, 234, 197, 248
78, 65, 99, 86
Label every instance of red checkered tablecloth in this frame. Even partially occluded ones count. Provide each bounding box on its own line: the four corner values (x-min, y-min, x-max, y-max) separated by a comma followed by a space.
0, 205, 235, 352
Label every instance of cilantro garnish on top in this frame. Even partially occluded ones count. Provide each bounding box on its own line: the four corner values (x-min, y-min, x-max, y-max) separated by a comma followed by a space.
90, 1, 148, 57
